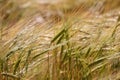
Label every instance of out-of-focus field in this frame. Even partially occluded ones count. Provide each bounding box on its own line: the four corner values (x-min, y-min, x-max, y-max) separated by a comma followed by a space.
0, 0, 120, 80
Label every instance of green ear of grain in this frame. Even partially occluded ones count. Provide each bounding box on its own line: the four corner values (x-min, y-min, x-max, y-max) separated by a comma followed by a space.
57, 34, 64, 44
13, 59, 21, 75
5, 51, 14, 58
24, 50, 32, 73
88, 57, 107, 68
111, 22, 120, 37
85, 63, 107, 79
94, 46, 103, 59
5, 47, 22, 58
0, 58, 4, 72
13, 53, 23, 75
51, 28, 65, 43
32, 50, 48, 60
51, 22, 71, 43
85, 47, 91, 57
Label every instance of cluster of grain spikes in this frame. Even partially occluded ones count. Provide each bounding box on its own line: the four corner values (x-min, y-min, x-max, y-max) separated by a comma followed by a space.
0, 18, 120, 80
0, 0, 120, 80
38, 20, 120, 80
